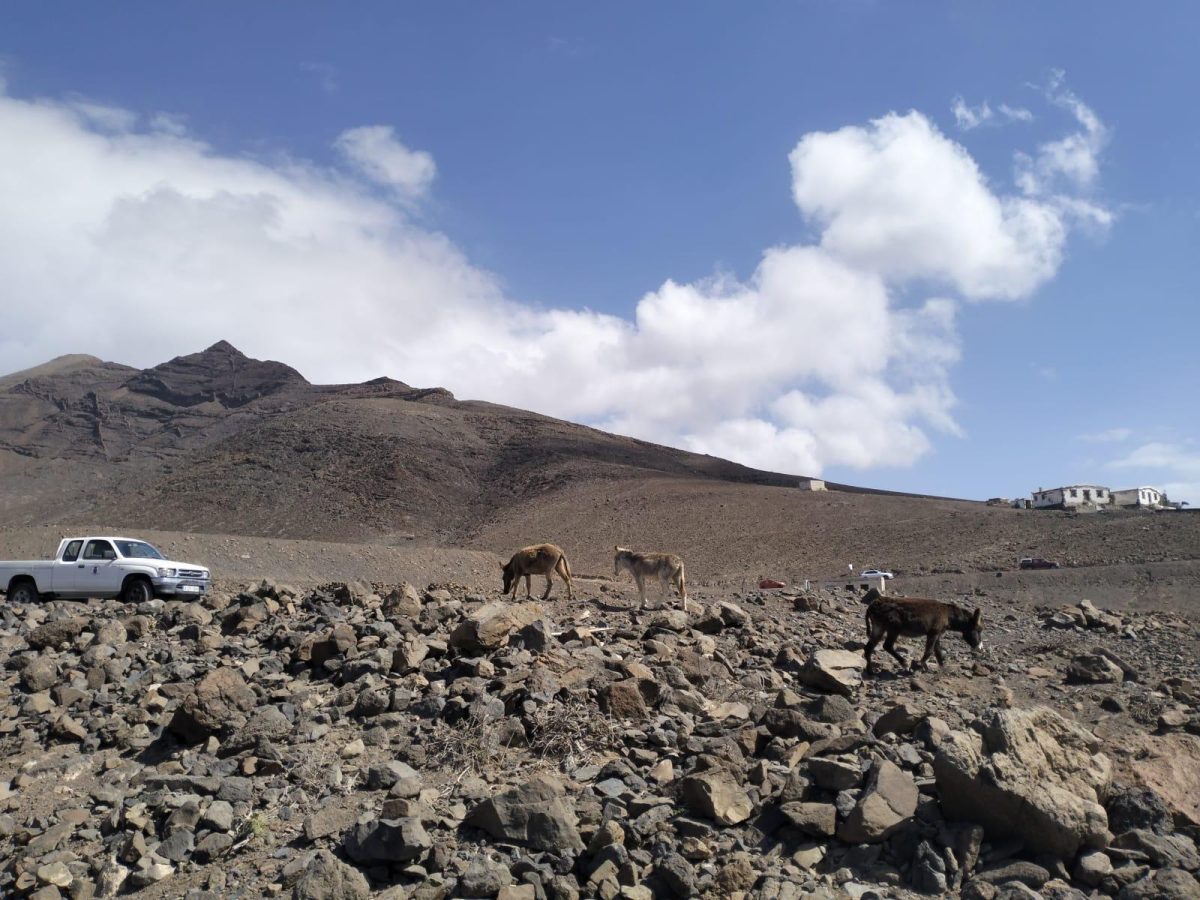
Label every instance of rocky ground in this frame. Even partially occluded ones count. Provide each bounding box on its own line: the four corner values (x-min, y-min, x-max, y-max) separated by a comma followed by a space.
2, 575, 1199, 900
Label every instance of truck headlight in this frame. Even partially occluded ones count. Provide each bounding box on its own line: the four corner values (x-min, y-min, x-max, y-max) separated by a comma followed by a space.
157, 567, 177, 577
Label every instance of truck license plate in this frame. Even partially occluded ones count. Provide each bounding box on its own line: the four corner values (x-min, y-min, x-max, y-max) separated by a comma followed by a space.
180, 585, 201, 593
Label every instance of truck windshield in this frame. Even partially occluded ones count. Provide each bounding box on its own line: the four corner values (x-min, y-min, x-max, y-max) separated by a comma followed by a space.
115, 540, 165, 560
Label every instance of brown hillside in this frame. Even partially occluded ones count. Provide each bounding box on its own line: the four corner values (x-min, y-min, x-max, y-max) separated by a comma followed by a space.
2, 342, 1198, 585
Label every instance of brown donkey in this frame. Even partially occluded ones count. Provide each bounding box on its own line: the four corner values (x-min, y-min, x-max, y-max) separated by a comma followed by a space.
863, 590, 982, 673
501, 544, 573, 601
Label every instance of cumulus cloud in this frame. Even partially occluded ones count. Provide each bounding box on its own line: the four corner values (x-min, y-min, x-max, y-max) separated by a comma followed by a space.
1107, 441, 1200, 505
0, 79, 1108, 478
1078, 427, 1132, 443
790, 111, 1070, 300
335, 125, 436, 199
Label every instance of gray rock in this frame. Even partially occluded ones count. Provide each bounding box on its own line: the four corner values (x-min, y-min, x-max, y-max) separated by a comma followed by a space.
808, 758, 863, 791
22, 657, 59, 692
1108, 784, 1175, 836
874, 702, 926, 737
342, 817, 431, 864
193, 832, 233, 863
975, 861, 1051, 888
201, 800, 234, 833
837, 758, 918, 844
29, 616, 89, 649
156, 828, 195, 862
449, 603, 544, 653
1116, 868, 1200, 900
912, 840, 948, 894
291, 850, 370, 900
1111, 831, 1200, 870
1066, 654, 1124, 684
679, 769, 754, 826
779, 801, 837, 837
655, 853, 696, 898
464, 776, 584, 851
798, 649, 865, 696
934, 707, 1112, 858
457, 857, 513, 897
1074, 850, 1113, 888
168, 667, 258, 743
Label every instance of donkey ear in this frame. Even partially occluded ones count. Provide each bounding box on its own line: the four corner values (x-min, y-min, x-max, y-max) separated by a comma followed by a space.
972, 608, 982, 625
499, 561, 506, 570
614, 545, 619, 552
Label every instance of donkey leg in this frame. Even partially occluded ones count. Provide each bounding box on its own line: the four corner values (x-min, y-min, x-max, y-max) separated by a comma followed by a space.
558, 558, 573, 602
636, 575, 647, 610
915, 634, 937, 671
883, 632, 908, 667
934, 635, 947, 667
541, 573, 553, 600
864, 635, 881, 673
524, 575, 532, 599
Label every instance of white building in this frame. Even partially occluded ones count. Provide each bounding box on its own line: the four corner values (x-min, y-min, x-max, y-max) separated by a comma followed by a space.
1111, 486, 1162, 508
1031, 485, 1112, 509
797, 478, 827, 491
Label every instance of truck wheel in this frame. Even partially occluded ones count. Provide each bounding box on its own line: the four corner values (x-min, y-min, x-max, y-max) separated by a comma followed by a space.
8, 578, 40, 604
122, 577, 154, 605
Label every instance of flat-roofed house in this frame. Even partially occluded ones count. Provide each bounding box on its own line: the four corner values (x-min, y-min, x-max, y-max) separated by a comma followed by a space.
1031, 485, 1112, 510
1112, 486, 1162, 508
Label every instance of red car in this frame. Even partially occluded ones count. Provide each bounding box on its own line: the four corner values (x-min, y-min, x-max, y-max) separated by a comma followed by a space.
1019, 557, 1060, 570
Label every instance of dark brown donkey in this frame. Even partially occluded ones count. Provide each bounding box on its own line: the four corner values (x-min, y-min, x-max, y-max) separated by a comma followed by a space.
863, 589, 983, 673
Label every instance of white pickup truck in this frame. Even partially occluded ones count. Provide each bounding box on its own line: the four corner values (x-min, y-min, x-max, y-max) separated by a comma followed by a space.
0, 536, 211, 605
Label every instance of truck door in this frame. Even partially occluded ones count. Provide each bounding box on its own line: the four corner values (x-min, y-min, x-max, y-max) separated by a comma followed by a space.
78, 539, 122, 597
55, 539, 84, 592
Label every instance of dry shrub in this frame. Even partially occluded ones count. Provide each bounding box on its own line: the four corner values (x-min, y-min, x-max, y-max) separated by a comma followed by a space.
424, 693, 621, 789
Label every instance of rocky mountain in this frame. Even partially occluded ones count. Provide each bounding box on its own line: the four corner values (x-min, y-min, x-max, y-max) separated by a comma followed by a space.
4, 343, 1200, 584
0, 342, 802, 541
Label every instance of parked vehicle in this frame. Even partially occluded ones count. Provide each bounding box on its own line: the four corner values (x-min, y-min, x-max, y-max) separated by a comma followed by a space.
860, 569, 894, 580
0, 536, 210, 604
1018, 557, 1060, 570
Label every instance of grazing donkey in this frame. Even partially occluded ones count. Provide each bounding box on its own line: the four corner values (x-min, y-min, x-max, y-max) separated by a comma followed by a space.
501, 544, 573, 602
613, 546, 690, 610
863, 590, 983, 673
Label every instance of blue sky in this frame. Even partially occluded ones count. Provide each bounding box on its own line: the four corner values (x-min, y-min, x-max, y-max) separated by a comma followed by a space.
2, 3, 1198, 503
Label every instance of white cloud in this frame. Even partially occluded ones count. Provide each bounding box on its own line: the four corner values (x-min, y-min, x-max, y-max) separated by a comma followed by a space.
790, 111, 1070, 300
301, 62, 339, 95
952, 97, 993, 130
1016, 70, 1108, 198
952, 96, 1033, 130
335, 125, 436, 200
999, 103, 1033, 123
1078, 427, 1132, 443
0, 81, 1108, 478
1107, 441, 1200, 505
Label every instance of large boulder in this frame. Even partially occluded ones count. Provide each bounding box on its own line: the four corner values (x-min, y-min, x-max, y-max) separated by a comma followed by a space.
1131, 734, 1200, 829
1067, 654, 1124, 684
168, 667, 258, 743
28, 616, 90, 650
449, 602, 544, 654
680, 770, 754, 826
342, 818, 431, 864
797, 649, 865, 696
837, 759, 918, 844
296, 624, 357, 666
290, 849, 370, 900
933, 706, 1112, 858
464, 776, 584, 851
598, 679, 649, 720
